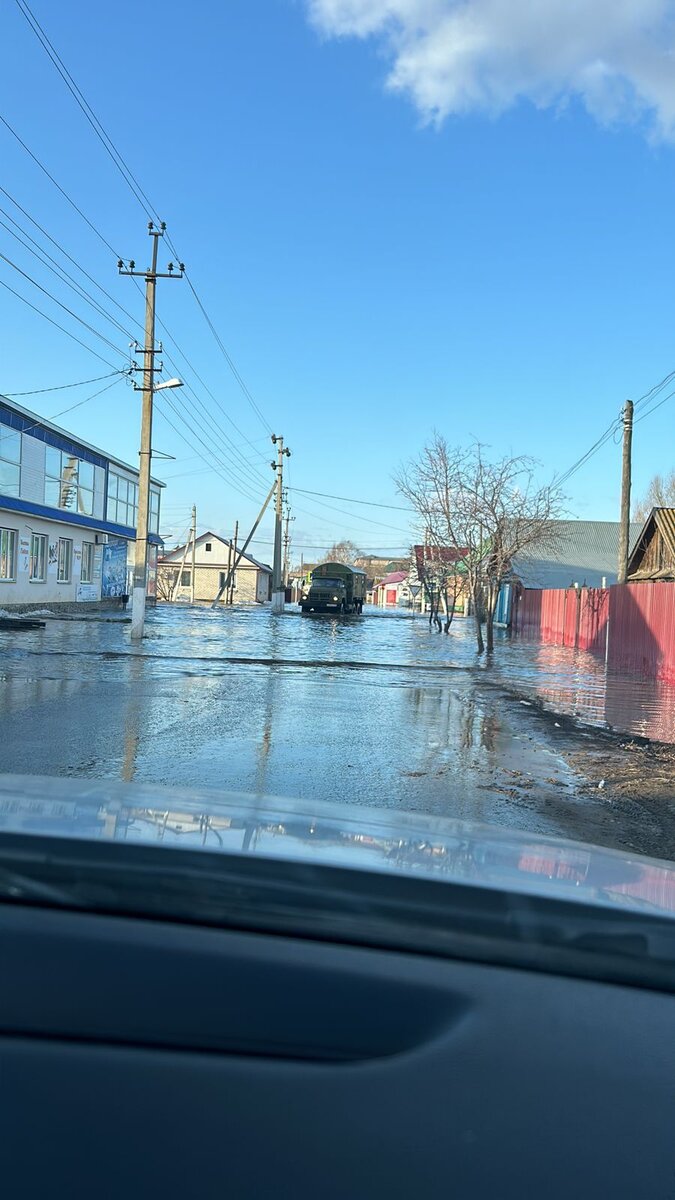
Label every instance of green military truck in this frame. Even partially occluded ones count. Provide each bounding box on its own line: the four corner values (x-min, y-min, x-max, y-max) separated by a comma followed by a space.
299, 562, 366, 614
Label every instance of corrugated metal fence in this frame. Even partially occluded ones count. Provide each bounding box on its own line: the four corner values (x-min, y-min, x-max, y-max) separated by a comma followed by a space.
514, 582, 675, 684
515, 586, 609, 653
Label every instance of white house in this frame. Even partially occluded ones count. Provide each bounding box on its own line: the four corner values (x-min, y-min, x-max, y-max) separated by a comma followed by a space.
160, 532, 272, 604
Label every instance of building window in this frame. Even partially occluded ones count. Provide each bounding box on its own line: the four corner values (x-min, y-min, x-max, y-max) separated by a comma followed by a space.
205, 542, 212, 552
181, 570, 191, 587
0, 424, 21, 498
29, 533, 47, 582
81, 541, 95, 584
57, 537, 73, 584
45, 447, 95, 515
107, 470, 140, 528
149, 487, 160, 535
0, 528, 17, 581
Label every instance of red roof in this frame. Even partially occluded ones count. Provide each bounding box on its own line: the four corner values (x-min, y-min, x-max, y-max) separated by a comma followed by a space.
378, 570, 407, 586
414, 545, 467, 573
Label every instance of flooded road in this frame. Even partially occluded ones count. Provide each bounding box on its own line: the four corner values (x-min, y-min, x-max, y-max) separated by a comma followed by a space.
0, 603, 673, 859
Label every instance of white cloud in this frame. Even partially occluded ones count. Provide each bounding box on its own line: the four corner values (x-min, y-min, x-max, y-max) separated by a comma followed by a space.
306, 0, 675, 139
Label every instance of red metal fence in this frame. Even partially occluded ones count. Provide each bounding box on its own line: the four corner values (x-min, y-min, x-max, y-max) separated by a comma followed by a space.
515, 587, 608, 653
514, 582, 675, 684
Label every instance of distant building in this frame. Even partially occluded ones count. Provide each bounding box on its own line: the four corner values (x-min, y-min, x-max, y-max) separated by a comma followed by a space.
0, 392, 163, 610
627, 508, 675, 581
372, 570, 409, 607
159, 532, 272, 604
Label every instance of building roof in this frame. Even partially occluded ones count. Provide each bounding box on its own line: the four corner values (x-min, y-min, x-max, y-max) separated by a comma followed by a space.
414, 545, 468, 574
511, 520, 642, 589
0, 393, 165, 487
161, 531, 272, 573
377, 570, 408, 586
627, 507, 675, 580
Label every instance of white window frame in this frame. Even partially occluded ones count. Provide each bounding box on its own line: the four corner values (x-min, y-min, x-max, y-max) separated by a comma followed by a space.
0, 527, 17, 582
80, 541, 95, 584
29, 532, 47, 583
57, 537, 73, 584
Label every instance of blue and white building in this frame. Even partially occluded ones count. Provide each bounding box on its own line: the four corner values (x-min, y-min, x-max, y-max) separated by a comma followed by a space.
0, 394, 164, 609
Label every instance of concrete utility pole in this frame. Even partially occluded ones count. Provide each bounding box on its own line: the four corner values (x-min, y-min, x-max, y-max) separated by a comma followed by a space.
282, 497, 294, 586
271, 434, 291, 613
119, 224, 183, 639
228, 520, 239, 605
617, 399, 634, 584
190, 504, 197, 603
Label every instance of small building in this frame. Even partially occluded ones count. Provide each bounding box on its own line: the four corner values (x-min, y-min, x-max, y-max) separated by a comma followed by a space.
159, 532, 272, 604
372, 570, 409, 607
627, 508, 675, 580
0, 392, 164, 610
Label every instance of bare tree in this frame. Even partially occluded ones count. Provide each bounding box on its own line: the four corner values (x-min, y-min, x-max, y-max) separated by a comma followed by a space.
633, 471, 675, 523
319, 540, 362, 565
395, 436, 564, 653
156, 564, 179, 602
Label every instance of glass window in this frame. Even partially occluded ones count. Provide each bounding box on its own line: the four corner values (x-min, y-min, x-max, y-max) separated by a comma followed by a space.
81, 541, 95, 584
79, 460, 94, 490
205, 542, 212, 552
149, 488, 160, 535
29, 533, 47, 582
45, 447, 96, 515
78, 488, 94, 517
0, 424, 21, 498
57, 537, 72, 584
0, 528, 17, 581
181, 570, 191, 587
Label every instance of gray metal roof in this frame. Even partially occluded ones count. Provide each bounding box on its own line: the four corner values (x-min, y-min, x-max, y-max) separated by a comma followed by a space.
510, 520, 641, 589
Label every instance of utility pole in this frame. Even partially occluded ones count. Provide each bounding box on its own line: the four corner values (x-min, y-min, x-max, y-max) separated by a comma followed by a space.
119, 223, 183, 639
282, 496, 294, 586
228, 520, 239, 605
190, 504, 197, 604
271, 434, 291, 613
211, 481, 277, 608
617, 399, 634, 584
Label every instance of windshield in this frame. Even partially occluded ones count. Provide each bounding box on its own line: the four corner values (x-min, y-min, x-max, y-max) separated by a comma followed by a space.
1, 0, 675, 942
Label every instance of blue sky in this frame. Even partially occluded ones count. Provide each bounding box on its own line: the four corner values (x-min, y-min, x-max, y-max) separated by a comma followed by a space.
1, 0, 675, 561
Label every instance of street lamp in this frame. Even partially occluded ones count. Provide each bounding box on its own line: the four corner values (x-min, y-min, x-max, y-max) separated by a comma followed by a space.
154, 378, 183, 392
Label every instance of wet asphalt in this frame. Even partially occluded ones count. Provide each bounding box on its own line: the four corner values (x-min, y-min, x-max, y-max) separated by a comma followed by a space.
0, 603, 672, 855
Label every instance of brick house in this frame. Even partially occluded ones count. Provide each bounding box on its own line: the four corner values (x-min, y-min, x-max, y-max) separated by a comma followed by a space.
159, 532, 272, 604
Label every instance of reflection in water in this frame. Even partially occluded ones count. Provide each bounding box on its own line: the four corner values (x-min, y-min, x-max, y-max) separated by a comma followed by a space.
505, 638, 675, 743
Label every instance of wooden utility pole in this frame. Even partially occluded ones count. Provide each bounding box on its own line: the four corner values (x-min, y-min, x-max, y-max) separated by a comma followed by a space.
119, 224, 183, 639
617, 399, 634, 584
228, 520, 239, 605
190, 504, 197, 603
282, 500, 294, 587
271, 434, 291, 613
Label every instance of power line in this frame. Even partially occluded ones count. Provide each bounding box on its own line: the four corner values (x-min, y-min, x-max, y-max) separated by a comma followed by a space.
0, 275, 121, 368
289, 486, 414, 512
0, 249, 128, 358
0, 112, 119, 257
1, 375, 125, 442
0, 206, 134, 340
3, 370, 121, 396
0, 182, 142, 332
11, 2, 274, 447
14, 0, 162, 225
